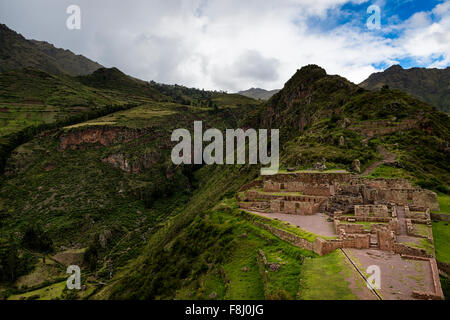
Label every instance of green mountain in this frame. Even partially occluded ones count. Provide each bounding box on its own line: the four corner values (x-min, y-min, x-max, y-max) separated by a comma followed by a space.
95, 65, 450, 299
0, 24, 103, 76
360, 65, 450, 113
0, 26, 449, 300
238, 87, 280, 100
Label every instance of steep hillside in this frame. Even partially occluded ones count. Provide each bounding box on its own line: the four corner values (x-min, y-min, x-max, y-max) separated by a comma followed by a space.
77, 67, 166, 101
0, 90, 260, 298
360, 65, 450, 113
238, 88, 280, 100
241, 65, 449, 191
0, 55, 448, 300
0, 24, 102, 76
97, 65, 450, 299
0, 68, 155, 174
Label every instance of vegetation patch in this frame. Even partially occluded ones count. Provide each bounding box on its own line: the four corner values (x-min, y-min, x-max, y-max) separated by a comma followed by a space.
432, 221, 450, 263
297, 250, 359, 300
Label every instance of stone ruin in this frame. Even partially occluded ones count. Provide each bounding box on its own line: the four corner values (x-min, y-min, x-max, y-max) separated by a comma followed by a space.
238, 171, 444, 299
238, 172, 439, 257
238, 172, 439, 217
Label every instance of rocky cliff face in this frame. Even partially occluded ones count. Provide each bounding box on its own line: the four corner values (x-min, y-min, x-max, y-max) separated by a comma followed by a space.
59, 127, 151, 150
101, 152, 161, 173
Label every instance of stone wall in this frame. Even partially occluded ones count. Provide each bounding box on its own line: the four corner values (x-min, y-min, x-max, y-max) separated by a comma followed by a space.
358, 187, 439, 211
338, 216, 391, 223
284, 181, 304, 192
246, 190, 260, 200
431, 212, 450, 222
377, 189, 409, 204
262, 172, 352, 185
334, 220, 365, 234
284, 201, 318, 215
393, 243, 433, 258
263, 180, 332, 196
253, 221, 314, 252
313, 238, 341, 255
251, 219, 370, 256
389, 218, 399, 234
340, 233, 371, 249
239, 202, 270, 212
354, 204, 389, 218
263, 181, 281, 192
357, 178, 413, 189
270, 200, 283, 212
406, 219, 414, 236
411, 190, 439, 211
338, 185, 361, 196
328, 195, 364, 213
247, 190, 326, 203
378, 229, 395, 252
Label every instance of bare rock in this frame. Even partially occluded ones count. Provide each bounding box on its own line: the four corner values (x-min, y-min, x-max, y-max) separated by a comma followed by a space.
314, 162, 327, 171
269, 263, 280, 272
352, 159, 361, 173
209, 292, 217, 299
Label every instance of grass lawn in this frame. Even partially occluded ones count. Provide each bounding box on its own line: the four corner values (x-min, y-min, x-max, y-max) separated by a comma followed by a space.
8, 280, 67, 300
297, 250, 360, 300
435, 193, 450, 214
222, 236, 266, 299
432, 221, 450, 263
367, 165, 414, 180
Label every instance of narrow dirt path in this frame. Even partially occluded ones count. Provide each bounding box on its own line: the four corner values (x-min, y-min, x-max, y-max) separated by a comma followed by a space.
361, 145, 396, 176
396, 206, 407, 235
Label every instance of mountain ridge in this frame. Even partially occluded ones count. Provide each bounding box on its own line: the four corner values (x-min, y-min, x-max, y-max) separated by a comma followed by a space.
0, 23, 103, 76
360, 64, 450, 113
238, 87, 280, 100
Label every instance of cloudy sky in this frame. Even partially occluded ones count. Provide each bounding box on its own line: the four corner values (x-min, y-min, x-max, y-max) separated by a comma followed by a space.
0, 0, 449, 91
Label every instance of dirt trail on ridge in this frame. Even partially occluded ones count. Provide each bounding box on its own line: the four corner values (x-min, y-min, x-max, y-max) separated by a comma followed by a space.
361, 145, 396, 176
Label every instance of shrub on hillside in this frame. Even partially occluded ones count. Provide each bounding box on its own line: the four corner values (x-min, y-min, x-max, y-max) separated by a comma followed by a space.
21, 226, 53, 253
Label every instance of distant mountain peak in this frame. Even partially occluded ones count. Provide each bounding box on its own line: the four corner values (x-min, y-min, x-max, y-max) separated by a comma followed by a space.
0, 23, 103, 76
360, 66, 450, 113
238, 87, 280, 100
385, 64, 403, 72
297, 64, 327, 74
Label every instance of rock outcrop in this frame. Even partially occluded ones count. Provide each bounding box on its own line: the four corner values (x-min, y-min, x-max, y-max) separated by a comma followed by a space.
59, 127, 151, 150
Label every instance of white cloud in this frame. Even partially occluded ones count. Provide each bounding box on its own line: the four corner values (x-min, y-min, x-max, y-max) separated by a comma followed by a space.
395, 1, 450, 68
0, 0, 448, 91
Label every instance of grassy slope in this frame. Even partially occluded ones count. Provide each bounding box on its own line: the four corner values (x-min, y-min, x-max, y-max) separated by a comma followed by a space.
360, 65, 450, 113
0, 68, 154, 173
432, 221, 450, 263
99, 66, 450, 300
1, 65, 449, 300
0, 23, 102, 76
0, 91, 262, 298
